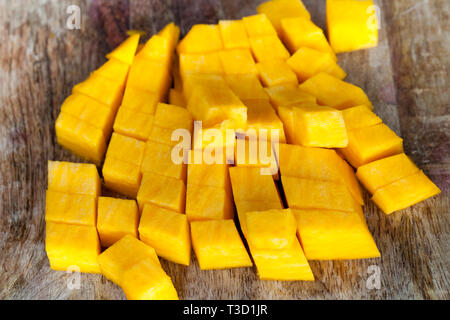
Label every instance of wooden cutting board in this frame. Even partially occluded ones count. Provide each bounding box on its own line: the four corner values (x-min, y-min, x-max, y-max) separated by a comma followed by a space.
0, 0, 448, 299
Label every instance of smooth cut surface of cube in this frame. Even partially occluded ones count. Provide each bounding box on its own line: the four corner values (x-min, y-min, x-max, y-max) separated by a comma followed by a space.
106, 33, 140, 65
191, 220, 252, 270
94, 58, 130, 82
257, 59, 298, 87
249, 35, 290, 62
45, 190, 96, 226
235, 200, 284, 236
242, 13, 277, 37
177, 24, 223, 54
121, 86, 159, 114
126, 57, 170, 98
186, 184, 234, 221
257, 0, 311, 34
187, 160, 230, 189
106, 133, 146, 167
153, 103, 193, 131
182, 73, 227, 101
225, 74, 269, 101
234, 137, 279, 176
48, 161, 100, 196
218, 49, 258, 75
45, 222, 100, 273
264, 85, 316, 110
218, 20, 250, 49
139, 204, 191, 265
342, 105, 382, 130
179, 52, 223, 76
136, 35, 171, 64
113, 107, 154, 141
229, 167, 281, 202
102, 157, 142, 198
97, 197, 139, 248
158, 22, 181, 52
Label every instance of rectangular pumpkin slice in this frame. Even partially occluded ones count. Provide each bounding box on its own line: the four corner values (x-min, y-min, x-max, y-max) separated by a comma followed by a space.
264, 85, 316, 110
113, 107, 154, 141
225, 74, 269, 101
186, 184, 234, 221
257, 0, 311, 34
249, 35, 290, 62
218, 20, 250, 49
153, 103, 193, 131
47, 161, 100, 196
141, 141, 187, 181
179, 52, 223, 76
121, 86, 159, 115
102, 157, 142, 198
256, 59, 299, 87
242, 13, 277, 37
342, 105, 382, 130
235, 200, 284, 236
218, 49, 258, 75
45, 190, 96, 226
177, 24, 223, 54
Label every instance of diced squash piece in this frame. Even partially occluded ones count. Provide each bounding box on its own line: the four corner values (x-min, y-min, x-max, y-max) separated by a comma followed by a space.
139, 204, 191, 265
340, 123, 404, 167
97, 197, 139, 248
245, 209, 297, 250
257, 59, 298, 87
282, 176, 359, 212
293, 104, 348, 148
327, 0, 378, 53
177, 24, 223, 54
342, 105, 382, 130
102, 157, 142, 198
244, 99, 286, 143
280, 16, 335, 57
137, 35, 171, 65
287, 47, 346, 81
277, 106, 297, 145
45, 190, 96, 226
55, 113, 106, 165
126, 57, 170, 98
47, 161, 100, 196
187, 160, 230, 189
235, 137, 278, 176
98, 235, 160, 285
299, 72, 372, 109
186, 184, 234, 221
235, 200, 284, 235
225, 74, 269, 101
372, 171, 440, 214
106, 133, 146, 167
182, 73, 227, 101
94, 58, 130, 82
257, 0, 311, 34
121, 259, 179, 300
45, 222, 100, 273
106, 34, 140, 65
251, 239, 314, 281
179, 52, 223, 76
249, 35, 290, 62
169, 89, 185, 107
294, 209, 381, 259
218, 20, 250, 49
357, 153, 419, 194
153, 103, 193, 131
158, 22, 181, 51
113, 107, 154, 141
137, 172, 186, 213
191, 125, 237, 154
148, 125, 186, 147
229, 167, 281, 202
264, 85, 316, 110
121, 86, 159, 114
218, 49, 257, 75
242, 14, 277, 37
141, 141, 186, 181
191, 220, 252, 269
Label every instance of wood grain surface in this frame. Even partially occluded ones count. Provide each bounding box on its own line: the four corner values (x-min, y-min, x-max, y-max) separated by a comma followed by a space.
0, 0, 448, 300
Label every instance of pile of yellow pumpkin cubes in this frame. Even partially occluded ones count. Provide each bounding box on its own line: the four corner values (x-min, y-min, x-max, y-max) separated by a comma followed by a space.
46, 0, 440, 299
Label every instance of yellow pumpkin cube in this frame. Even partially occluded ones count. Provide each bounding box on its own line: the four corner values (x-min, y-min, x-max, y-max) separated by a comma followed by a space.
225, 74, 269, 101
139, 204, 191, 265
141, 141, 186, 181
242, 14, 277, 37
97, 197, 139, 248
45, 222, 100, 273
126, 57, 170, 98
177, 24, 223, 54
45, 190, 96, 226
342, 105, 382, 130
229, 167, 281, 202
294, 209, 381, 259
137, 172, 186, 213
340, 123, 404, 167
98, 235, 160, 285
244, 99, 286, 143
158, 22, 181, 52
106, 34, 140, 65
218, 20, 250, 49
153, 103, 193, 131
47, 161, 101, 196
182, 73, 227, 101
148, 125, 186, 147
179, 52, 223, 76
287, 47, 346, 81
113, 107, 154, 141
277, 106, 297, 145
187, 160, 230, 189
235, 137, 278, 176
299, 72, 372, 109
257, 59, 298, 87
169, 89, 185, 107
136, 35, 171, 65
372, 171, 440, 214
293, 104, 348, 148
327, 0, 378, 53
218, 49, 257, 75
257, 0, 311, 34
121, 86, 159, 114
102, 157, 142, 198
105, 133, 146, 166
357, 153, 419, 194
186, 184, 234, 221
249, 35, 290, 62
235, 200, 284, 235
191, 220, 252, 270
280, 16, 335, 57
121, 259, 179, 300
264, 85, 316, 110
94, 58, 130, 82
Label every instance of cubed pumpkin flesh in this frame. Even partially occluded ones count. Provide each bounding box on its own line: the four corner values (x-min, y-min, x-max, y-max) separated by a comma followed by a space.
372, 171, 441, 214
98, 235, 161, 285
158, 22, 181, 52
251, 239, 314, 281
234, 137, 278, 176
182, 73, 227, 101
229, 167, 281, 202
186, 184, 234, 221
187, 160, 230, 189
225, 74, 269, 101
277, 106, 298, 145
192, 125, 237, 154
106, 34, 140, 65
191, 220, 252, 270
299, 72, 372, 109
153, 103, 193, 131
249, 35, 290, 62
97, 197, 139, 248
169, 89, 185, 107
280, 16, 335, 57
137, 172, 186, 213
282, 176, 359, 212
177, 24, 223, 54
257, 0, 311, 34
102, 157, 142, 198
121, 86, 159, 114
148, 125, 187, 147
342, 105, 382, 130
55, 113, 106, 165
235, 200, 284, 236
105, 133, 146, 167
139, 204, 191, 266
47, 161, 100, 196
113, 107, 154, 141
121, 259, 179, 300
45, 190, 96, 226
327, 0, 378, 53
287, 47, 346, 81
340, 123, 404, 168
293, 104, 348, 148
126, 57, 170, 98
45, 222, 100, 273
294, 209, 380, 260
242, 13, 277, 37
245, 209, 297, 250
94, 58, 130, 82
179, 52, 223, 76
141, 141, 186, 181
264, 85, 316, 110
257, 59, 298, 87
136, 35, 171, 66
218, 49, 258, 75
218, 20, 250, 49
356, 153, 420, 194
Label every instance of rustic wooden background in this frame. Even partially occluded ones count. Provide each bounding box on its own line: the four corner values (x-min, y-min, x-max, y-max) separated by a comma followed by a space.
0, 0, 448, 300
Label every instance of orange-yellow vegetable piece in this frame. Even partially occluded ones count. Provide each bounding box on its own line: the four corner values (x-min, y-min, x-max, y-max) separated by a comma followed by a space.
229, 167, 281, 202
257, 59, 298, 87
342, 105, 382, 130
249, 35, 290, 62
257, 0, 311, 34
177, 24, 223, 54
186, 184, 234, 221
106, 34, 140, 65
242, 13, 277, 37
218, 49, 257, 75
218, 20, 250, 49
45, 190, 96, 226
